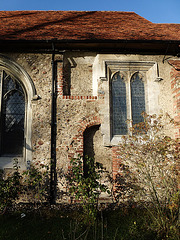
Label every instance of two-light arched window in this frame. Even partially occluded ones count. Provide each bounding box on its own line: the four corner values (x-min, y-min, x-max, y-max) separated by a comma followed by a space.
112, 71, 145, 136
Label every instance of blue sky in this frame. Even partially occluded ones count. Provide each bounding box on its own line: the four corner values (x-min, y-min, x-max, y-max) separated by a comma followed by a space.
1, 0, 180, 23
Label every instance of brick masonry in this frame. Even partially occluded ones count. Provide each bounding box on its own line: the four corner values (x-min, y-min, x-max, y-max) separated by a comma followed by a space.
169, 60, 180, 139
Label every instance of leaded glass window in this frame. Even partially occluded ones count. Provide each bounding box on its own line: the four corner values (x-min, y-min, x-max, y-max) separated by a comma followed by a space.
0, 70, 25, 156
112, 72, 127, 135
131, 73, 145, 125
111, 71, 145, 136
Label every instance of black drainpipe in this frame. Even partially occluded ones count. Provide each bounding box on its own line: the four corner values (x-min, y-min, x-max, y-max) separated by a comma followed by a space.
50, 42, 57, 205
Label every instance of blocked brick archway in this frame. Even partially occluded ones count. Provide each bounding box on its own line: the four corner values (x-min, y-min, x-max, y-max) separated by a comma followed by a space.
67, 116, 101, 160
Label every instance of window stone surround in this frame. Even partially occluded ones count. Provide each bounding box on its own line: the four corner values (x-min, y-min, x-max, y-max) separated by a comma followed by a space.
0, 54, 37, 169
92, 55, 161, 146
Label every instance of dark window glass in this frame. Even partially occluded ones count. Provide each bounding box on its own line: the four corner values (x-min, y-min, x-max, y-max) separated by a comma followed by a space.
131, 73, 145, 125
112, 72, 127, 135
1, 71, 25, 156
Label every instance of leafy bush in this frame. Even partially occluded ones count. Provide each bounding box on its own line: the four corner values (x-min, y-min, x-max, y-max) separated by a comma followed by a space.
22, 161, 49, 206
0, 160, 50, 214
116, 113, 179, 239
0, 160, 22, 214
66, 155, 110, 224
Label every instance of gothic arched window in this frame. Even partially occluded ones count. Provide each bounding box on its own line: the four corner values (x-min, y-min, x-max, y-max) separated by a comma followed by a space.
131, 72, 145, 125
0, 70, 26, 156
0, 55, 37, 169
112, 72, 127, 135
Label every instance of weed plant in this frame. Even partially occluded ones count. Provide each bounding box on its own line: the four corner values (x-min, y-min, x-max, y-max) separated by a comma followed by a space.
0, 206, 161, 240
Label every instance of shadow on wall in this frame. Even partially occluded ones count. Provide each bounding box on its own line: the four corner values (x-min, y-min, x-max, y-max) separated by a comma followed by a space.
63, 59, 71, 96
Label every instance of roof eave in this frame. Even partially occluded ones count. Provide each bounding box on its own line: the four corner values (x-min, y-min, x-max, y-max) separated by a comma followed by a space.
0, 39, 179, 55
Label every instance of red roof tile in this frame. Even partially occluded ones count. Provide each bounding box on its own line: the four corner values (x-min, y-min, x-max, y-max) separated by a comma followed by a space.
0, 11, 179, 41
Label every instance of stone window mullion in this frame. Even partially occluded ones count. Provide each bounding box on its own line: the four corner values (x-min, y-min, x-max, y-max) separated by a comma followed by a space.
127, 71, 132, 133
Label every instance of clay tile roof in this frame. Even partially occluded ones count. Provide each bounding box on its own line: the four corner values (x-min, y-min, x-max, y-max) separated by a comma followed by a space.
0, 11, 180, 41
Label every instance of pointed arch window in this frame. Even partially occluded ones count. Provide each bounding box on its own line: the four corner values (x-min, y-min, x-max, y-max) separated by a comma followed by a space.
112, 72, 127, 135
0, 70, 26, 156
0, 54, 37, 169
111, 71, 146, 136
131, 72, 145, 125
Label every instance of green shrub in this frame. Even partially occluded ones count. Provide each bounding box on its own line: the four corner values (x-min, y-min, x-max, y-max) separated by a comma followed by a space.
0, 160, 22, 214
22, 162, 49, 206
66, 155, 110, 224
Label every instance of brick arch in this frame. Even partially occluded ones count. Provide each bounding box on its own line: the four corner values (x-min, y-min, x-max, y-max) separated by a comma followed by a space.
67, 116, 101, 160
78, 116, 101, 133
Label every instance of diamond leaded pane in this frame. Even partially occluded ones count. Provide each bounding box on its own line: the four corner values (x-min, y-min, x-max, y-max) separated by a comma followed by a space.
112, 72, 127, 135
131, 73, 145, 125
1, 74, 25, 155
0, 70, 2, 85
3, 75, 16, 93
